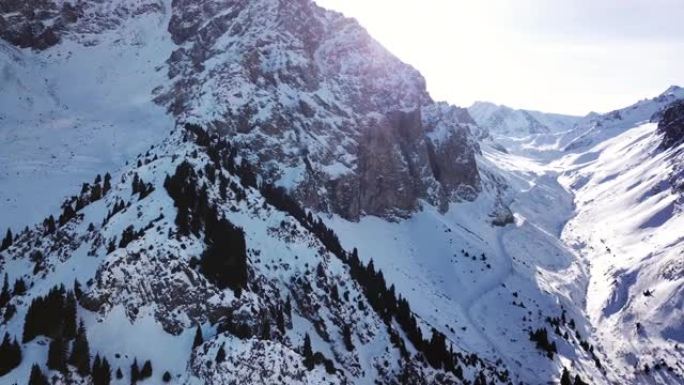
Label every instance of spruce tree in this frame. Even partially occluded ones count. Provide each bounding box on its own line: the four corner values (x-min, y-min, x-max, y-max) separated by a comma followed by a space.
342, 324, 354, 351
63, 292, 78, 339
573, 374, 588, 385
12, 278, 26, 296
100, 358, 112, 385
0, 274, 10, 307
0, 229, 12, 251
260, 312, 270, 340
560, 367, 572, 385
132, 174, 140, 195
69, 320, 91, 375
140, 360, 152, 379
302, 333, 314, 370
215, 344, 226, 363
130, 358, 140, 385
45, 216, 56, 234
73, 279, 82, 299
192, 325, 203, 349
103, 173, 112, 195
276, 306, 285, 334
47, 334, 67, 372
0, 333, 22, 375
28, 364, 49, 385
93, 355, 112, 385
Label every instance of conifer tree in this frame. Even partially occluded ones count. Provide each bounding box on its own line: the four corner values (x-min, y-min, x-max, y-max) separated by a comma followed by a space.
73, 279, 82, 299
302, 333, 314, 370
93, 354, 112, 385
131, 174, 140, 195
0, 274, 10, 308
215, 344, 226, 363
474, 370, 488, 385
59, 203, 76, 226
100, 357, 112, 385
342, 324, 354, 352
0, 229, 12, 251
0, 333, 22, 375
103, 173, 112, 195
573, 374, 588, 385
12, 278, 26, 296
69, 320, 91, 375
47, 334, 67, 372
45, 215, 56, 234
130, 358, 140, 385
63, 292, 78, 339
140, 360, 152, 379
260, 311, 271, 340
91, 183, 102, 201
28, 364, 49, 385
192, 325, 203, 349
560, 367, 572, 385
276, 306, 285, 334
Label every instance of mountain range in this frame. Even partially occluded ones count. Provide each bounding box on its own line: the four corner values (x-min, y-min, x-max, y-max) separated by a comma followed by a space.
0, 1, 683, 385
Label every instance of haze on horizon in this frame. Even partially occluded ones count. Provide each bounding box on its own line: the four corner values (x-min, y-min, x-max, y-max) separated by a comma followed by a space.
315, 0, 684, 116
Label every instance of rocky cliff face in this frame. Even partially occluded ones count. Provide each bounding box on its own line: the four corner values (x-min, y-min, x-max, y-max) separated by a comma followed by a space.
156, 0, 482, 220
658, 99, 684, 149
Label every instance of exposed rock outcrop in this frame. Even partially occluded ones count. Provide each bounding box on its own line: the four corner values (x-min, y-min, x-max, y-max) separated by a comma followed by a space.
159, 0, 481, 220
658, 99, 684, 149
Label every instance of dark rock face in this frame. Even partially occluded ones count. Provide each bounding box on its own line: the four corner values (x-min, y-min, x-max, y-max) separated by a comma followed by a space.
160, 0, 482, 220
0, 0, 164, 49
658, 100, 684, 149
0, 0, 66, 49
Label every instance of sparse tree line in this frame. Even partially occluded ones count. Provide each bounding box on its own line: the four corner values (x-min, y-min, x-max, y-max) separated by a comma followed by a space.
0, 273, 26, 323
180, 123, 506, 382
164, 160, 248, 293
0, 281, 168, 385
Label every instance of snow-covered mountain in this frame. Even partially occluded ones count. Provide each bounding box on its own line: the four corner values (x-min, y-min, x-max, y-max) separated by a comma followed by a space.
556, 93, 684, 384
468, 101, 585, 137
1, 0, 683, 385
1, 0, 481, 230
481, 86, 684, 384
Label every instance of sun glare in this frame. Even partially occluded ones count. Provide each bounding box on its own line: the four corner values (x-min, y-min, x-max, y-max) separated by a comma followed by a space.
315, 0, 684, 115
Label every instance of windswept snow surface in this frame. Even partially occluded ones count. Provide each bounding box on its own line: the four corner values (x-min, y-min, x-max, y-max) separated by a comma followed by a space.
0, 7, 174, 232
558, 121, 684, 383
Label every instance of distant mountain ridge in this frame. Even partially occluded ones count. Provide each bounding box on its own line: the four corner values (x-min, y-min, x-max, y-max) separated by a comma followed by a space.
468, 101, 584, 137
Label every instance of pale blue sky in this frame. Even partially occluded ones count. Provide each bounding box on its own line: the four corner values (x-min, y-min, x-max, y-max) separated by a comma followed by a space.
315, 0, 684, 115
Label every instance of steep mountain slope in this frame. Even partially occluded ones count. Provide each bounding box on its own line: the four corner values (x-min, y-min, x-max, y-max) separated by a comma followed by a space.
0, 0, 530, 384
0, 0, 481, 230
557, 98, 684, 384
156, 0, 482, 220
0, 125, 513, 385
479, 87, 684, 384
0, 2, 174, 231
1, 1, 682, 385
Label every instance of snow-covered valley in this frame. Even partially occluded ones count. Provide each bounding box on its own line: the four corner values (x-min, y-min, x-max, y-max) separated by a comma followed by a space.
1, 1, 683, 385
